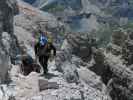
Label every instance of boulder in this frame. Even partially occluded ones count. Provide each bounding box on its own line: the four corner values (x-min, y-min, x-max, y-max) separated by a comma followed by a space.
67, 32, 97, 61
15, 72, 40, 99
63, 61, 79, 83
0, 32, 12, 83
111, 29, 127, 47
78, 67, 106, 91
39, 79, 59, 91
55, 39, 72, 72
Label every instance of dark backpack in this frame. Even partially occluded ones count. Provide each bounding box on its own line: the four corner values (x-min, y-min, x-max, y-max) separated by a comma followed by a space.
22, 55, 34, 65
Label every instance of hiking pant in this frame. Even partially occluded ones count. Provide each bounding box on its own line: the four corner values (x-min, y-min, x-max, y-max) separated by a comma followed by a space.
39, 55, 49, 74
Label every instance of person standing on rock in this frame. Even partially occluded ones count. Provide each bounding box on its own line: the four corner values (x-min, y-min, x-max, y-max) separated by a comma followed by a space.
34, 32, 56, 74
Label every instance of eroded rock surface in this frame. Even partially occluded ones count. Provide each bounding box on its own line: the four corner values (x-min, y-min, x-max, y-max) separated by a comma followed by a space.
0, 0, 19, 83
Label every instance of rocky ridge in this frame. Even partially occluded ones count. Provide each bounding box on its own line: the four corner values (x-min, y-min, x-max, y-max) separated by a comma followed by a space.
0, 0, 112, 100
1, 0, 133, 100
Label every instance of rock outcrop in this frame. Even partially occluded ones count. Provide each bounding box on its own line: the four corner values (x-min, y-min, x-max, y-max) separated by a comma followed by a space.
107, 29, 133, 66
0, 1, 120, 100
67, 32, 97, 61
0, 0, 19, 83
88, 29, 133, 100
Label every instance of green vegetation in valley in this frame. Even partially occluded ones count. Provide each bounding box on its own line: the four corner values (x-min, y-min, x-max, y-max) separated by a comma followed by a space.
42, 4, 65, 13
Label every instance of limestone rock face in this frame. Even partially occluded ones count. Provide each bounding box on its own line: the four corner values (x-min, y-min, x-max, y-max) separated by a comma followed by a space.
107, 29, 133, 65
111, 29, 127, 47
15, 72, 40, 99
56, 33, 97, 73
78, 67, 106, 91
0, 0, 19, 83
67, 33, 97, 61
63, 61, 79, 83
0, 32, 11, 83
0, 1, 113, 100
55, 39, 73, 72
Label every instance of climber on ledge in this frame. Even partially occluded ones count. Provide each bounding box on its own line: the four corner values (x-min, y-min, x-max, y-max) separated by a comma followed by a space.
20, 43, 41, 76
34, 31, 56, 74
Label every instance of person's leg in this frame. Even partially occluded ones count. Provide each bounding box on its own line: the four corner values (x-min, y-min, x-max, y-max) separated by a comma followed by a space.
39, 55, 49, 74
42, 56, 49, 74
39, 56, 43, 67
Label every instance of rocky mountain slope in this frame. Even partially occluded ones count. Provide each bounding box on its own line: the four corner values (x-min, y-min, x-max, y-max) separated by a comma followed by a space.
14, 1, 111, 100
0, 0, 111, 100
32, 0, 133, 18
23, 0, 133, 32
24, 0, 100, 33
0, 0, 133, 100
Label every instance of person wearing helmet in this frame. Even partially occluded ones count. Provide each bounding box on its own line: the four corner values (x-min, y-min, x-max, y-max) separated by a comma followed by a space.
34, 33, 56, 74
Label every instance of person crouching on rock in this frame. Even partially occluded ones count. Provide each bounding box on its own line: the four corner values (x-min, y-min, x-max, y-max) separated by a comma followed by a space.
20, 44, 41, 76
34, 32, 56, 74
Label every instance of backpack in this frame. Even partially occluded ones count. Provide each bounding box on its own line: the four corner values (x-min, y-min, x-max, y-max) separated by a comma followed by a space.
22, 55, 34, 65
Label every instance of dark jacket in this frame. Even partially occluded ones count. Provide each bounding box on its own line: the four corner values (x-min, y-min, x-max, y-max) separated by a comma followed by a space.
34, 42, 56, 57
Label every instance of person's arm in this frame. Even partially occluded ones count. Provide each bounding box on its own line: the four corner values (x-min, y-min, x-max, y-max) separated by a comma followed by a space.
51, 44, 56, 56
34, 42, 39, 56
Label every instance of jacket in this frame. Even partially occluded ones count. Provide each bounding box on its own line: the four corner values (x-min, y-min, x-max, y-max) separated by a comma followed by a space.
34, 42, 56, 57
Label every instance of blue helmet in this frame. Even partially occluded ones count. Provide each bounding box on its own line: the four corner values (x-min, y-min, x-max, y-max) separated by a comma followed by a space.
39, 35, 48, 46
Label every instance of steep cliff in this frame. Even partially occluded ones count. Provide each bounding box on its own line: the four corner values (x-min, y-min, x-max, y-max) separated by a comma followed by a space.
1, 0, 133, 100
0, 0, 19, 83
